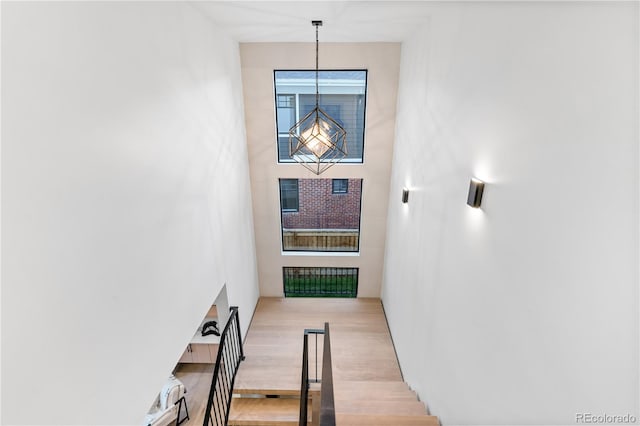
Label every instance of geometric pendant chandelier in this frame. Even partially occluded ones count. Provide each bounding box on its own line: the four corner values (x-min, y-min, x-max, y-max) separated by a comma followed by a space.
289, 20, 347, 175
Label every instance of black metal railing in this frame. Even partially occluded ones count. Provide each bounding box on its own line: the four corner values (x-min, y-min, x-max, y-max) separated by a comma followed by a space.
203, 306, 244, 426
299, 323, 335, 426
284, 267, 358, 298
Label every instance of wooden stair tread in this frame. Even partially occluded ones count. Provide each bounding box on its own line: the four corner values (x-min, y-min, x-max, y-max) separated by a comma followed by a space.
335, 380, 411, 389
334, 380, 417, 401
335, 399, 427, 416
234, 355, 302, 395
233, 386, 300, 396
336, 414, 440, 425
234, 373, 300, 395
233, 370, 300, 395
229, 397, 306, 425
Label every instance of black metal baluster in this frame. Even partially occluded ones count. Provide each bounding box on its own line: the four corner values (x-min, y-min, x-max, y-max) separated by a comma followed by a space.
333, 267, 337, 295
299, 333, 309, 426
214, 385, 222, 426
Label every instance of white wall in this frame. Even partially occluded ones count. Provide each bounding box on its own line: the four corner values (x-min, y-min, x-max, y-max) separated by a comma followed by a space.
240, 43, 400, 297
383, 2, 639, 425
1, 2, 259, 425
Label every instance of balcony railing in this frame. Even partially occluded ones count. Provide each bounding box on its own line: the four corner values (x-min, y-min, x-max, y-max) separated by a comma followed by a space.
284, 267, 358, 298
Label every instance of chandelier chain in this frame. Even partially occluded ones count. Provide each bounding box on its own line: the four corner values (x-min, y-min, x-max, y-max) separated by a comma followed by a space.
315, 23, 319, 108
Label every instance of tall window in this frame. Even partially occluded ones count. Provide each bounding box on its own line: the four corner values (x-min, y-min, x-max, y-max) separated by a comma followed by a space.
279, 178, 362, 252
279, 179, 299, 212
274, 70, 367, 163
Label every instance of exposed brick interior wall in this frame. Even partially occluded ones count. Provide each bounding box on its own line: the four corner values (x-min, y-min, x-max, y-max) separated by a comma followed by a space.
283, 179, 362, 229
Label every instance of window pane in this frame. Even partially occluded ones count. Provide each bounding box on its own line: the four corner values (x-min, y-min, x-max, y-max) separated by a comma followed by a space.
332, 179, 348, 194
276, 94, 296, 133
279, 178, 362, 252
274, 70, 367, 163
279, 179, 299, 211
283, 267, 358, 298
278, 136, 290, 161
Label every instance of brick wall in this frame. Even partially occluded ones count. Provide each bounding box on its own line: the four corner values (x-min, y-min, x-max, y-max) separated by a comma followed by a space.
283, 179, 362, 230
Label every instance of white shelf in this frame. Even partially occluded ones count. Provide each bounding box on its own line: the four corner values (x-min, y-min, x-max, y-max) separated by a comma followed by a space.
189, 317, 221, 344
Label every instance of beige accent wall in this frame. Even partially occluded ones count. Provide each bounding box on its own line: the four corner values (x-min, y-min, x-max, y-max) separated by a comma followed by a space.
240, 43, 400, 297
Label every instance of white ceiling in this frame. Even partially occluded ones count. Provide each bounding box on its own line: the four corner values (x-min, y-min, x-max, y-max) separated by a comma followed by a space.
193, 1, 444, 42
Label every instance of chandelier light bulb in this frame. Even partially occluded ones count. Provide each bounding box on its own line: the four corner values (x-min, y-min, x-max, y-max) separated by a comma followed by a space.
300, 120, 332, 158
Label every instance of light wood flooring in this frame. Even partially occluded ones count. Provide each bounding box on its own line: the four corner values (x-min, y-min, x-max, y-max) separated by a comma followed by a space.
234, 297, 403, 394
173, 363, 214, 426
176, 297, 439, 426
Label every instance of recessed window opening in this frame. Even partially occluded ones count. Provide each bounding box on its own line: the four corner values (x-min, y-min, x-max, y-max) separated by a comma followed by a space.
279, 178, 362, 252
274, 70, 367, 163
332, 179, 348, 194
279, 179, 299, 212
283, 267, 358, 298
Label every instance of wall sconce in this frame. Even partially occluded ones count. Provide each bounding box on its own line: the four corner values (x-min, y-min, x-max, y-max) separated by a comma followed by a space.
402, 188, 409, 204
467, 178, 484, 208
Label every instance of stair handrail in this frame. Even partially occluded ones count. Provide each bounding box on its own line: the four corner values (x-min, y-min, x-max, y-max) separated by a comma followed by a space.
299, 322, 335, 426
203, 306, 245, 426
319, 322, 335, 426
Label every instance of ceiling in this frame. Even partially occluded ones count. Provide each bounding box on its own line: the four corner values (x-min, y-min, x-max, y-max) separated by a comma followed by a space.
193, 1, 445, 42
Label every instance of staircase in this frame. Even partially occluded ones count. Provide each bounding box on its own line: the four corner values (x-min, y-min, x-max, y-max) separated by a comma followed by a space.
229, 380, 438, 425
226, 298, 440, 426
333, 381, 438, 425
